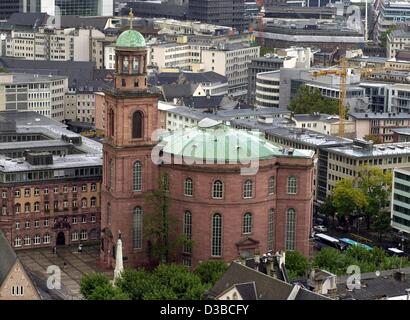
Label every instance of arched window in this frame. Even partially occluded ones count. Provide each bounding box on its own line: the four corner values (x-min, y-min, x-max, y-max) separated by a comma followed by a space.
43, 234, 50, 244
132, 58, 139, 74
24, 203, 30, 213
212, 213, 222, 256
162, 174, 169, 192
109, 159, 114, 190
107, 203, 112, 225
184, 178, 193, 196
268, 176, 275, 194
183, 211, 192, 254
285, 208, 296, 251
15, 203, 21, 214
243, 212, 252, 234
268, 209, 275, 251
34, 202, 40, 212
14, 236, 22, 247
212, 180, 224, 199
122, 56, 129, 74
133, 207, 143, 249
81, 198, 87, 208
243, 180, 253, 199
90, 197, 96, 207
133, 161, 142, 191
132, 111, 143, 139
287, 176, 297, 194
109, 109, 114, 137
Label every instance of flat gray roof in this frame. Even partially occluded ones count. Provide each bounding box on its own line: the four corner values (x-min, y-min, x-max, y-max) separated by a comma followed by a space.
0, 154, 101, 172
327, 142, 410, 158
11, 73, 67, 84
231, 119, 352, 148
349, 112, 410, 120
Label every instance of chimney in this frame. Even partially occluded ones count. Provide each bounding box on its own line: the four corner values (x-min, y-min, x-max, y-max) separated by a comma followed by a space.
394, 271, 406, 282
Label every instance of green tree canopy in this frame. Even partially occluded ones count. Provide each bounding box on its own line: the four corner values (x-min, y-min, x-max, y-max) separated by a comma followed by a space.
87, 283, 130, 300
194, 260, 228, 286
312, 246, 409, 276
380, 24, 397, 47
332, 178, 368, 220
364, 134, 383, 144
356, 166, 392, 229
285, 251, 310, 280
289, 85, 339, 115
115, 268, 155, 300
152, 264, 208, 300
80, 273, 112, 299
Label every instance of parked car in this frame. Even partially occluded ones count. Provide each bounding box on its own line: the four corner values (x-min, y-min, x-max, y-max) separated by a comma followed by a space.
313, 225, 327, 233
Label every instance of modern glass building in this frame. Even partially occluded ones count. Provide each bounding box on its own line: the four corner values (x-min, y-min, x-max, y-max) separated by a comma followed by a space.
392, 168, 410, 234
0, 0, 21, 20
23, 0, 114, 16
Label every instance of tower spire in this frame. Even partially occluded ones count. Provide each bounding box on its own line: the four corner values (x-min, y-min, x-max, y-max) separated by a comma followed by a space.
129, 8, 134, 29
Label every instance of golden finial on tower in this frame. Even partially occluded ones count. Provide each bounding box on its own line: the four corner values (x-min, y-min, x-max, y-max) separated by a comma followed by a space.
128, 8, 134, 29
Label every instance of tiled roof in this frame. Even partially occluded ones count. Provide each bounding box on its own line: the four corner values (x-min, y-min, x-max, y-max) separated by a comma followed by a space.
0, 230, 17, 286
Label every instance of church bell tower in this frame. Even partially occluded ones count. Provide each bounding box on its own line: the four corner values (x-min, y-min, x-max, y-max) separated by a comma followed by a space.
100, 10, 164, 269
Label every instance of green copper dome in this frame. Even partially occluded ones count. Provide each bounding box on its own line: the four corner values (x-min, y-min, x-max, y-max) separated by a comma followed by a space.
116, 29, 146, 48
157, 120, 314, 163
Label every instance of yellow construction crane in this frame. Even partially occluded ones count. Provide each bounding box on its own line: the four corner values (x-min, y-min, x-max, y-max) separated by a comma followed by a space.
311, 57, 347, 138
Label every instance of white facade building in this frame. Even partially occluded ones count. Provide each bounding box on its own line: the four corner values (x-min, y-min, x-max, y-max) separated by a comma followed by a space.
0, 73, 68, 121
255, 70, 280, 108
202, 44, 260, 97
4, 28, 106, 63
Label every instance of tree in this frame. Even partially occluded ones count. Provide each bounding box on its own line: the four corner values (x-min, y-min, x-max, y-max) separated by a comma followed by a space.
312, 246, 409, 276
373, 211, 391, 242
356, 166, 392, 230
289, 86, 339, 115
332, 179, 367, 226
87, 283, 130, 300
364, 134, 383, 145
380, 24, 397, 47
318, 196, 336, 226
194, 260, 228, 286
80, 273, 112, 299
150, 264, 208, 300
143, 175, 191, 265
285, 251, 310, 280
115, 268, 155, 300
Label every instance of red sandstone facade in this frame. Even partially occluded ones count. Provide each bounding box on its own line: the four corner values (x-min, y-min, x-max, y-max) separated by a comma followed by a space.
100, 35, 315, 269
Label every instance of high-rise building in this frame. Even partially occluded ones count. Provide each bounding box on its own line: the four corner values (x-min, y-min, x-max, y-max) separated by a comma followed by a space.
189, 0, 247, 31
56, 0, 113, 16
0, 0, 21, 20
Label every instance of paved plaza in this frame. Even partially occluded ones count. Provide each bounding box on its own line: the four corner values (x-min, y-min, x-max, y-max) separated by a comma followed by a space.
17, 245, 112, 300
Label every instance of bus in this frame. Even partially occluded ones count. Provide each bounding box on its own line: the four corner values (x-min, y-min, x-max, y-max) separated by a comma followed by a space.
314, 233, 348, 251
339, 238, 373, 251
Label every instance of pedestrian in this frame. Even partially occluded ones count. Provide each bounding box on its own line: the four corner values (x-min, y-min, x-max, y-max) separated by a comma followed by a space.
53, 246, 57, 255
78, 243, 83, 253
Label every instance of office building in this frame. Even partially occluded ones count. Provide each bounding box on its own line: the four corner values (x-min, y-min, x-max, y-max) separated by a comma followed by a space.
391, 167, 410, 234
0, 0, 21, 20
189, 0, 247, 31
202, 43, 260, 97
0, 112, 102, 250
0, 73, 67, 121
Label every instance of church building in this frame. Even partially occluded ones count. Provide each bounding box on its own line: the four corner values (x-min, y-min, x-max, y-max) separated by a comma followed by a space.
100, 21, 316, 269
